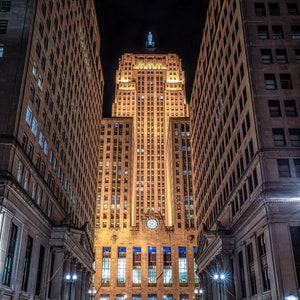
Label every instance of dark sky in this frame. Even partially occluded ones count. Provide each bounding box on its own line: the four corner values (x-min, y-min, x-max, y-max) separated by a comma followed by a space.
95, 0, 209, 117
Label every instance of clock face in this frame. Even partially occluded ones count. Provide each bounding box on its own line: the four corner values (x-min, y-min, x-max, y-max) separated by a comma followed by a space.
146, 218, 158, 229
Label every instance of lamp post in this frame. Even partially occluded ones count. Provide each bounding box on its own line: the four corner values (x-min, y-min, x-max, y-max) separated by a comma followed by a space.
88, 287, 96, 300
65, 273, 78, 300
213, 273, 226, 300
194, 287, 203, 300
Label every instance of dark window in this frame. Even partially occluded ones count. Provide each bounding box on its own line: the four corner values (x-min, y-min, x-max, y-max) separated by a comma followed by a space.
289, 128, 300, 146
258, 25, 269, 39
35, 245, 45, 295
261, 49, 272, 63
272, 25, 284, 39
277, 159, 291, 177
264, 74, 277, 89
272, 128, 286, 146
290, 227, 300, 286
41, 1, 47, 17
275, 49, 288, 63
269, 3, 280, 15
254, 3, 266, 16
257, 234, 270, 291
238, 251, 247, 297
284, 100, 298, 117
22, 236, 33, 291
294, 159, 300, 177
287, 3, 299, 15
0, 20, 8, 34
0, 1, 11, 12
295, 49, 300, 63
291, 26, 300, 39
280, 74, 293, 89
2, 223, 18, 286
268, 100, 281, 117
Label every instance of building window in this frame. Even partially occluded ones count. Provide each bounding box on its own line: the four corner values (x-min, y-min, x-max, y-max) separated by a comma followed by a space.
284, 100, 298, 116
117, 247, 126, 284
272, 128, 286, 146
294, 159, 300, 177
272, 25, 284, 39
295, 49, 300, 63
264, 74, 277, 89
277, 159, 291, 177
268, 100, 281, 117
261, 49, 273, 63
254, 3, 266, 16
0, 20, 8, 34
291, 26, 300, 39
275, 49, 288, 63
238, 251, 247, 298
102, 247, 111, 284
2, 223, 18, 286
289, 129, 300, 146
0, 44, 4, 57
247, 243, 257, 295
133, 247, 142, 284
257, 233, 271, 291
290, 227, 300, 286
258, 25, 269, 39
0, 1, 11, 12
178, 247, 187, 284
287, 3, 299, 15
35, 245, 45, 295
132, 295, 141, 300
148, 247, 156, 284
269, 3, 280, 15
22, 236, 33, 291
280, 74, 293, 89
163, 247, 172, 284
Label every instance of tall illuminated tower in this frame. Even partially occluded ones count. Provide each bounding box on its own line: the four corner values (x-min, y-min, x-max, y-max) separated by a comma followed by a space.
94, 34, 197, 300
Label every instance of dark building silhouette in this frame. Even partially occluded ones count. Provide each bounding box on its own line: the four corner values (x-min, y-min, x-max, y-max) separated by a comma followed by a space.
190, 1, 300, 299
0, 0, 103, 299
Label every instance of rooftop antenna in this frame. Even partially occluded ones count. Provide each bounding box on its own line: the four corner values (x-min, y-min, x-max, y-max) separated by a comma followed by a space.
145, 32, 155, 48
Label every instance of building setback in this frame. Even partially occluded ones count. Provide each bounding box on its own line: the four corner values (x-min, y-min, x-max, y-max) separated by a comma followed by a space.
0, 0, 103, 299
190, 0, 300, 299
94, 48, 198, 299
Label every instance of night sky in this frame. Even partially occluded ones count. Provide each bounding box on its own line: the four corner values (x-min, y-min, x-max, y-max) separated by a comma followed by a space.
95, 0, 209, 117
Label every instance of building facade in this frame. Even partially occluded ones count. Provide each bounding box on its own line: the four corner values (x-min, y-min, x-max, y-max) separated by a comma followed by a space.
190, 0, 300, 299
0, 0, 103, 299
94, 49, 198, 299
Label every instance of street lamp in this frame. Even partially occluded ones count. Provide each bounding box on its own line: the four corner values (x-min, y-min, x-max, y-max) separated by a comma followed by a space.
88, 287, 96, 300
213, 272, 226, 300
194, 287, 203, 300
65, 273, 78, 300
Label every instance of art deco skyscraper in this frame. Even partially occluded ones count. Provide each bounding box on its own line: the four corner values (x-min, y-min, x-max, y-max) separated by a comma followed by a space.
190, 1, 300, 299
0, 1, 103, 299
94, 38, 198, 300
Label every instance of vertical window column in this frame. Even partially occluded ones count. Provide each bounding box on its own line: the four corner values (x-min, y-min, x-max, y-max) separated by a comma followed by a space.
117, 247, 126, 284
148, 246, 156, 285
178, 247, 187, 284
101, 247, 111, 284
133, 247, 141, 285
163, 247, 172, 285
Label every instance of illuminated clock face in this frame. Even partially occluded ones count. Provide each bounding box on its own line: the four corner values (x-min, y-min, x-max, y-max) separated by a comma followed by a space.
146, 218, 158, 229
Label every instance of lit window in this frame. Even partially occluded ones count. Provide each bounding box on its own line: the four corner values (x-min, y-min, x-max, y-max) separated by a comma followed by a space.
0, 45, 3, 57
178, 247, 187, 283
101, 247, 111, 284
117, 247, 126, 284
264, 74, 277, 90
25, 106, 32, 125
31, 118, 38, 136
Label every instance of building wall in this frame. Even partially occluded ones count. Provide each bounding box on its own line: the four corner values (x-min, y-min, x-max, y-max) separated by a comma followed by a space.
0, 0, 103, 299
190, 0, 300, 299
94, 53, 198, 300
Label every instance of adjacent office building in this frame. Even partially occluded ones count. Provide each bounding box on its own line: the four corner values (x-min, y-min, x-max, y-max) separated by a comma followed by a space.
190, 0, 300, 299
94, 45, 198, 299
0, 0, 103, 299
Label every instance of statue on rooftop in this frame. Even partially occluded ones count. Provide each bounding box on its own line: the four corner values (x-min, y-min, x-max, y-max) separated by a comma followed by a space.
146, 32, 155, 48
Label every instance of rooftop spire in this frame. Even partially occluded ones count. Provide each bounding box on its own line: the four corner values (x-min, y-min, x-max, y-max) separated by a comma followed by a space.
145, 32, 155, 48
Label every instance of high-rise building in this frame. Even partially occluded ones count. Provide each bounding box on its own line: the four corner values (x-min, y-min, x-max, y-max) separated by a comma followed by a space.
190, 1, 300, 299
94, 41, 198, 299
0, 1, 103, 299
